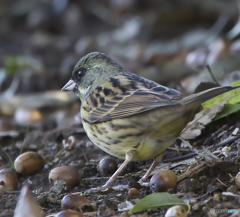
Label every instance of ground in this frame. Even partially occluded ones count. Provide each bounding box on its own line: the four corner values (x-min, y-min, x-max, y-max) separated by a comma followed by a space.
1, 0, 240, 216
1, 111, 240, 216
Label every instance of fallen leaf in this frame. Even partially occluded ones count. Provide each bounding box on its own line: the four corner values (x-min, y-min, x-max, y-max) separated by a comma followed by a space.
202, 85, 240, 120
180, 96, 230, 140
230, 79, 240, 86
128, 192, 190, 214
14, 185, 43, 217
118, 201, 134, 212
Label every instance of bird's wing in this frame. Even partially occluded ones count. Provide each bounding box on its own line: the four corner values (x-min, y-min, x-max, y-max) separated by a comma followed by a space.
83, 73, 184, 123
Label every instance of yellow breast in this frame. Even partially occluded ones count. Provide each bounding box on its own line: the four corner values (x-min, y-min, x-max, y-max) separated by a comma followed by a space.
81, 104, 188, 161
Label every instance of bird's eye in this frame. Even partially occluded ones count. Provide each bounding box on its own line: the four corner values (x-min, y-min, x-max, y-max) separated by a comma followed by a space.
74, 68, 86, 82
77, 71, 83, 79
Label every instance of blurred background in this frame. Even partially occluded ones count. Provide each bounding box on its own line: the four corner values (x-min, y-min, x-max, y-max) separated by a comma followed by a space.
0, 0, 240, 123
0, 0, 240, 124
0, 0, 240, 133
1, 1, 240, 215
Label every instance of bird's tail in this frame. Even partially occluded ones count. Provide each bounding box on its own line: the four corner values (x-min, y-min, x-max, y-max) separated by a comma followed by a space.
182, 85, 239, 106
179, 85, 240, 127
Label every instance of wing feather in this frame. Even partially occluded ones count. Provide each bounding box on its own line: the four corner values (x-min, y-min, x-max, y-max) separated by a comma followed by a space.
83, 73, 184, 123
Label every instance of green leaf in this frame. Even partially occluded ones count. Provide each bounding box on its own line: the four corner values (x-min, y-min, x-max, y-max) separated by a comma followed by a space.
4, 56, 18, 75
202, 86, 240, 120
128, 193, 190, 214
214, 103, 240, 120
20, 123, 30, 154
230, 80, 240, 87
202, 87, 240, 109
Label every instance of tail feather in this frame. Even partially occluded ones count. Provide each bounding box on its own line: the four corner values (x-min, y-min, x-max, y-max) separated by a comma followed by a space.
182, 86, 240, 105
179, 85, 240, 127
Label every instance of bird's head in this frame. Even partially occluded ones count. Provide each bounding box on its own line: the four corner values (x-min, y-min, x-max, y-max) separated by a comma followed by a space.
61, 52, 123, 100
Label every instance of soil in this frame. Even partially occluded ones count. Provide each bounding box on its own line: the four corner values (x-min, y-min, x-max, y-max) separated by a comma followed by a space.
1, 1, 240, 216
1, 113, 240, 217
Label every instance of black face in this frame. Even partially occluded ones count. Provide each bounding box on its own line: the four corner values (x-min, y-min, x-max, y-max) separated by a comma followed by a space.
72, 68, 86, 83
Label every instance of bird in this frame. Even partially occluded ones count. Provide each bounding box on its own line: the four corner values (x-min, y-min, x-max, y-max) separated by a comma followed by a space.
62, 52, 237, 192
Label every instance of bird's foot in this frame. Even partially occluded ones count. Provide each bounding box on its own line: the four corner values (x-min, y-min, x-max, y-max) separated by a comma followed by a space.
138, 177, 150, 187
85, 185, 111, 194
112, 184, 129, 191
85, 184, 129, 194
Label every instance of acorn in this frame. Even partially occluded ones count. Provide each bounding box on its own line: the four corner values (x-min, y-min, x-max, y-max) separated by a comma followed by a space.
56, 210, 83, 217
61, 194, 90, 211
0, 168, 18, 192
49, 166, 81, 187
128, 188, 139, 196
14, 151, 44, 175
235, 171, 240, 189
165, 205, 187, 217
98, 157, 118, 176
150, 170, 177, 192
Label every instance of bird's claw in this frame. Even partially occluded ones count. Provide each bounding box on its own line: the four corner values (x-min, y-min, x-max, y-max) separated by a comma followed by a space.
138, 178, 150, 186
84, 184, 129, 194
85, 186, 111, 194
112, 184, 129, 191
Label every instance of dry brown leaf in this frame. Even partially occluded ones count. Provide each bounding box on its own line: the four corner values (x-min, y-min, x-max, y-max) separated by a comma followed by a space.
180, 96, 230, 140
14, 185, 43, 217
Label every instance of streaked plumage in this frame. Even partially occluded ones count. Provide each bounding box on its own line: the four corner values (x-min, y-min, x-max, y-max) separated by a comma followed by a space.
62, 52, 236, 192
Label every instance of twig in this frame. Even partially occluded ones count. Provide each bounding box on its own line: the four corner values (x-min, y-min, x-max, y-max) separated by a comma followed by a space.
163, 153, 197, 163
206, 65, 221, 86
83, 176, 125, 181
203, 125, 228, 146
192, 192, 209, 200
214, 136, 240, 148
178, 161, 209, 182
216, 177, 228, 187
167, 147, 190, 152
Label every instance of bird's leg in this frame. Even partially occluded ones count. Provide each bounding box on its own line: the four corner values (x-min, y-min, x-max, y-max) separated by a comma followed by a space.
138, 153, 163, 186
85, 150, 135, 193
101, 159, 130, 190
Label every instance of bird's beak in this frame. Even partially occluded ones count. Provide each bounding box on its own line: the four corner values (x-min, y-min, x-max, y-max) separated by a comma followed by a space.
61, 79, 76, 91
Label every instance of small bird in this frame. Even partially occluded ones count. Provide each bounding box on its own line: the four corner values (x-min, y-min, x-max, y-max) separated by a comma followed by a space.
62, 52, 236, 192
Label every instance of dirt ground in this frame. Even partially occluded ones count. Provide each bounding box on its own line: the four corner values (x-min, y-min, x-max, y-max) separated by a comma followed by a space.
1, 111, 240, 217
1, 1, 240, 216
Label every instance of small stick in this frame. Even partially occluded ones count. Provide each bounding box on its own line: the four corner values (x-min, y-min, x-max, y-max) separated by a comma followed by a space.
216, 177, 228, 187
214, 136, 240, 148
206, 65, 221, 86
163, 153, 197, 163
